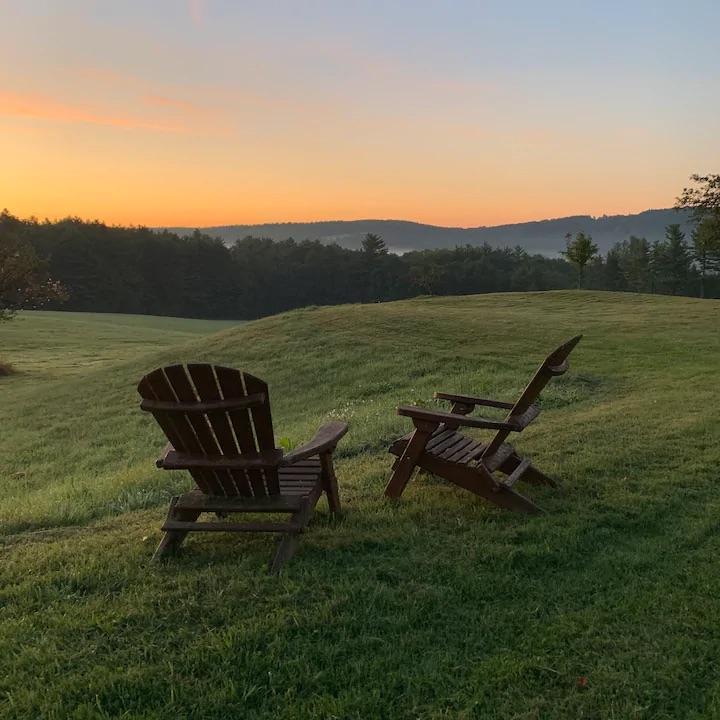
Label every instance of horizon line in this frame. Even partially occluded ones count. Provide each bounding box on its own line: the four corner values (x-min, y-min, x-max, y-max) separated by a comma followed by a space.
4, 206, 683, 232
159, 206, 679, 231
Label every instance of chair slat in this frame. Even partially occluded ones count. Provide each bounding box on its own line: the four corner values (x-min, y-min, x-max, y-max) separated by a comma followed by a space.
451, 439, 483, 464
139, 368, 218, 495
439, 436, 474, 461
162, 520, 301, 533
175, 489, 304, 513
187, 363, 253, 497
243, 371, 280, 496
433, 433, 467, 457
163, 364, 228, 496
243, 372, 276, 450
214, 366, 268, 496
426, 428, 457, 450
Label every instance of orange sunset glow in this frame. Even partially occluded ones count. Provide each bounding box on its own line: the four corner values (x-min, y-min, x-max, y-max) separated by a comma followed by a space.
1, 1, 718, 228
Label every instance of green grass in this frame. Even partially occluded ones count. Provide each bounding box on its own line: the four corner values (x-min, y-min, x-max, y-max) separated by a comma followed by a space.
1, 292, 720, 719
0, 310, 237, 380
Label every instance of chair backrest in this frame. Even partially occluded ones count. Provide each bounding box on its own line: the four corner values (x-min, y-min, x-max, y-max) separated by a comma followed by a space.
481, 335, 582, 460
138, 363, 279, 498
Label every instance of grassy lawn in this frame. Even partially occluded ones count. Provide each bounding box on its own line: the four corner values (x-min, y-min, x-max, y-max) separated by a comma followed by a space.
1, 292, 719, 719
0, 311, 237, 380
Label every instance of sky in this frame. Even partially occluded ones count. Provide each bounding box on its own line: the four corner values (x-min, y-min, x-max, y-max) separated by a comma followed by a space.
1, 0, 719, 228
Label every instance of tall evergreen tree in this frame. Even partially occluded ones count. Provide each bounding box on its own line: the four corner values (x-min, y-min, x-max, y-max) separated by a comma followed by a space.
604, 245, 625, 291
648, 240, 664, 294
657, 225, 691, 295
361, 233, 387, 257
620, 236, 651, 292
360, 233, 390, 302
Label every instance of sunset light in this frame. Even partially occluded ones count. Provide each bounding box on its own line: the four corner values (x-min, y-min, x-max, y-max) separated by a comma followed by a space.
2, 1, 718, 227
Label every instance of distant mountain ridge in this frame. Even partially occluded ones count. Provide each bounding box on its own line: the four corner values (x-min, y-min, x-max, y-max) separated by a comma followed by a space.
162, 208, 692, 255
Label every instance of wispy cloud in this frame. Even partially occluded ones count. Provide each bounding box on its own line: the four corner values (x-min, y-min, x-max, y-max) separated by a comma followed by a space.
188, 0, 206, 27
143, 93, 199, 113
0, 91, 187, 132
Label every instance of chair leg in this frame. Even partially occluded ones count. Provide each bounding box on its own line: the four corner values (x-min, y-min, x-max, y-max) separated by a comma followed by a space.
418, 455, 543, 514
464, 465, 543, 514
524, 463, 560, 488
152, 497, 200, 561
269, 533, 300, 574
500, 453, 559, 488
319, 451, 342, 515
267, 495, 318, 575
385, 421, 437, 499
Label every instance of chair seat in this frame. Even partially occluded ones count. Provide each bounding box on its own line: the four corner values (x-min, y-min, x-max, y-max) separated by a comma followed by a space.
389, 428, 514, 471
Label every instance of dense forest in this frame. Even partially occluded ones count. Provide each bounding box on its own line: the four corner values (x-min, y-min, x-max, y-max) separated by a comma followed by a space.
1, 209, 718, 321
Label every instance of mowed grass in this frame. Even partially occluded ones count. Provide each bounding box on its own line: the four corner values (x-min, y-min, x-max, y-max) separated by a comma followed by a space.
1, 292, 720, 719
0, 310, 237, 380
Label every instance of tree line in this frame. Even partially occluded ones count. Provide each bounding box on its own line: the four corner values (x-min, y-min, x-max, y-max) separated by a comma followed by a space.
562, 174, 720, 297
0, 213, 576, 319
1, 175, 719, 321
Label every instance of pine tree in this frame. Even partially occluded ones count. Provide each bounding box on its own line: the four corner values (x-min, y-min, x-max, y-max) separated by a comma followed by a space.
657, 224, 691, 295
604, 245, 625, 290
361, 233, 387, 257
620, 236, 651, 292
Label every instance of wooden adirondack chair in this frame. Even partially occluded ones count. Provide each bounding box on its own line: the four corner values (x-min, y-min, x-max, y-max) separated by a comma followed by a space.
386, 336, 582, 513
138, 363, 348, 572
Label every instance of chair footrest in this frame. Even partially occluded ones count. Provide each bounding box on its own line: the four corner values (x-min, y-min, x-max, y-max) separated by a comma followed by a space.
504, 459, 532, 488
162, 520, 302, 533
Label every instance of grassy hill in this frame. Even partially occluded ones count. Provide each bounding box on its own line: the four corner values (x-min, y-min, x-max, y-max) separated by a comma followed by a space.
1, 293, 719, 718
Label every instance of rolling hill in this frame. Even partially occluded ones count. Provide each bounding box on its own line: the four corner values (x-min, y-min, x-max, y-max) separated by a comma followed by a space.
164, 208, 693, 255
2, 293, 719, 718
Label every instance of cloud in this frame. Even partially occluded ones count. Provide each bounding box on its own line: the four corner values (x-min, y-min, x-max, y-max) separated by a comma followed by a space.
0, 91, 186, 132
142, 93, 199, 113
188, 0, 206, 27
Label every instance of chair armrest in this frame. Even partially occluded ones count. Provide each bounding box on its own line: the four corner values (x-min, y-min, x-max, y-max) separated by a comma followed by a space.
508, 404, 541, 431
281, 421, 349, 465
434, 392, 514, 410
397, 405, 516, 431
161, 448, 283, 470
156, 442, 174, 468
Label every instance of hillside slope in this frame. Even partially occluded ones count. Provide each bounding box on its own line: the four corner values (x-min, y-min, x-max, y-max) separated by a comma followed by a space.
1, 292, 719, 719
0, 311, 237, 380
164, 208, 693, 254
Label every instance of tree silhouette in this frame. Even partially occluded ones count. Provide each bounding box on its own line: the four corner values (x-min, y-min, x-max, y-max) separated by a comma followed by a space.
562, 232, 598, 287
675, 173, 720, 224
656, 225, 690, 295
691, 217, 720, 298
361, 233, 387, 257
0, 210, 67, 321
